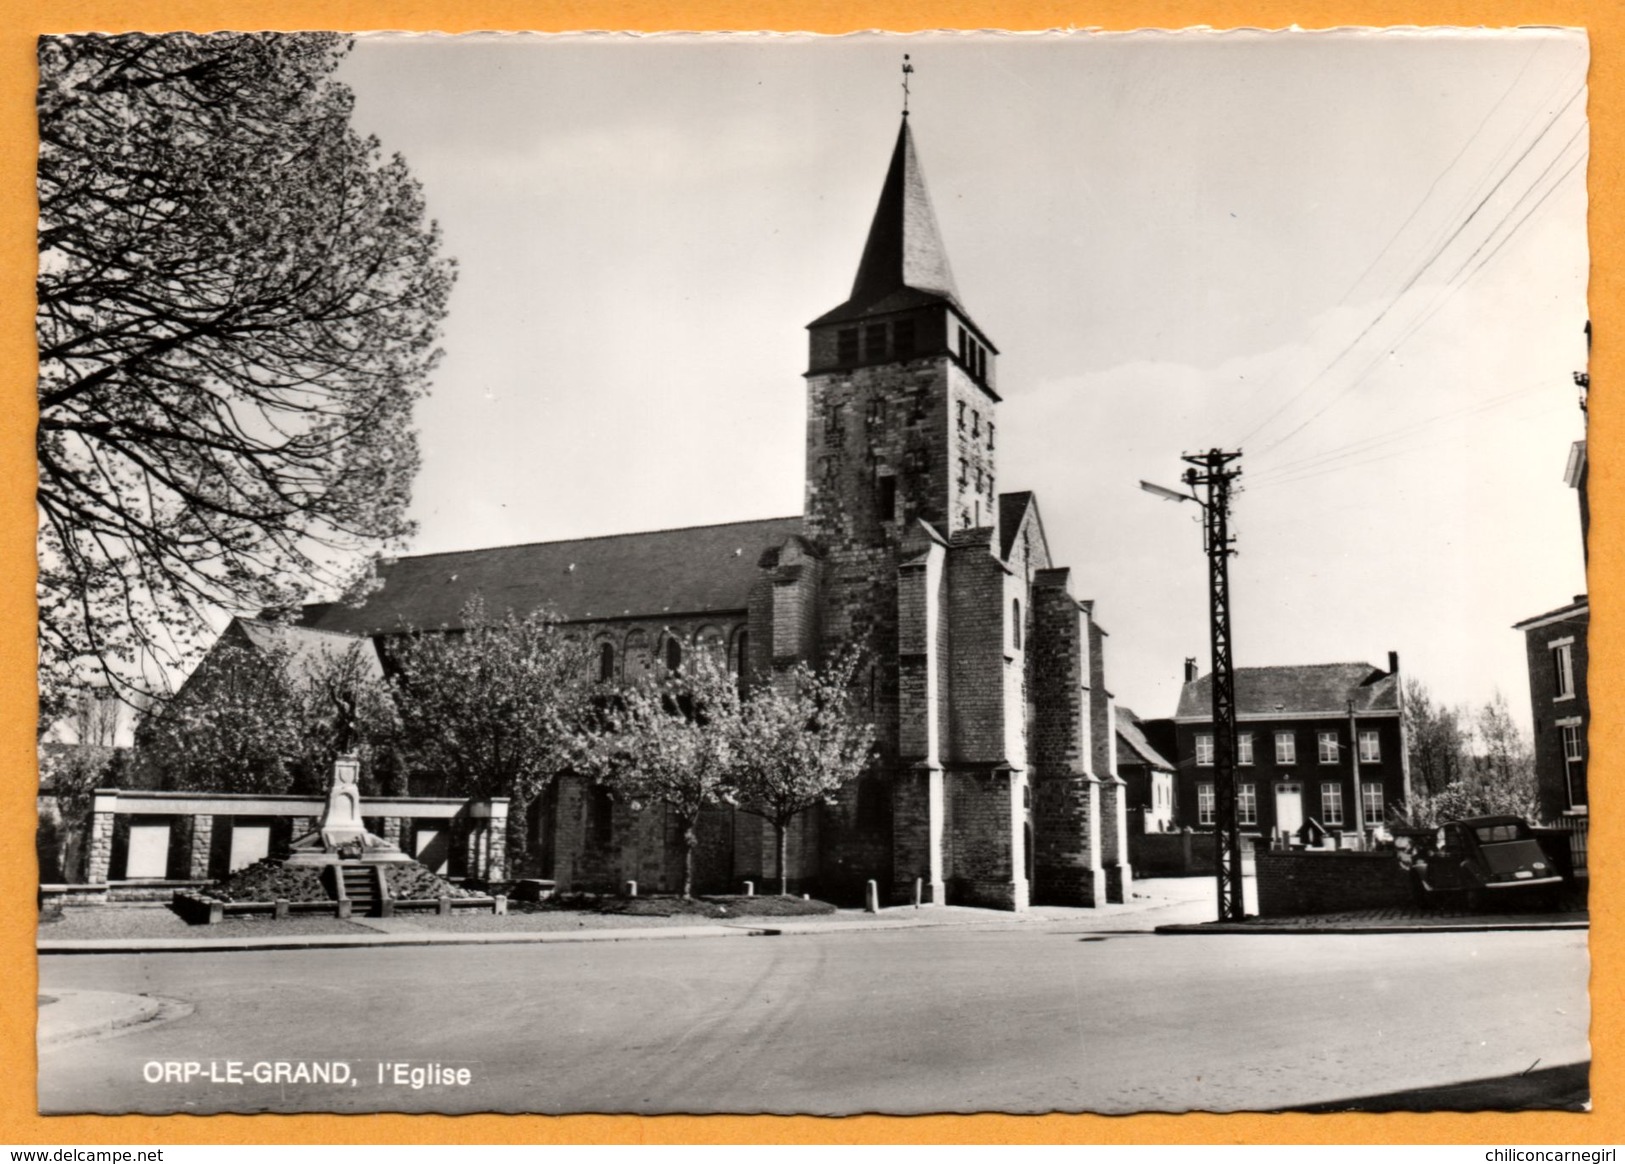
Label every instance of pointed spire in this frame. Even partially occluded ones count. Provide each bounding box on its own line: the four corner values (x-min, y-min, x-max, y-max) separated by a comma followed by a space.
810, 118, 965, 328
849, 118, 959, 306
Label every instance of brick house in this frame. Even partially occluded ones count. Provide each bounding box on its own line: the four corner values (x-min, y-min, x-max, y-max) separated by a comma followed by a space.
1513, 596, 1588, 820
172, 115, 1132, 910
1170, 655, 1410, 843
1512, 358, 1588, 825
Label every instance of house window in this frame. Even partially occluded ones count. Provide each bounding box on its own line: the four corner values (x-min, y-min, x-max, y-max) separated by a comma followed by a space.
876, 474, 897, 521
1195, 734, 1214, 767
597, 642, 615, 683
1318, 731, 1339, 764
1012, 599, 1021, 650
1321, 783, 1344, 826
1237, 733, 1255, 766
837, 328, 859, 365
864, 323, 888, 362
1361, 782, 1384, 827
1562, 723, 1587, 809
1358, 730, 1381, 763
1238, 784, 1257, 826
1275, 732, 1296, 765
893, 318, 916, 358
1197, 783, 1216, 826
1552, 640, 1575, 700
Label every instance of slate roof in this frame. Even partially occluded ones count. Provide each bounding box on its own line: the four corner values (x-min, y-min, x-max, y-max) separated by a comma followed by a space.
998, 492, 1033, 560
298, 516, 802, 636
1115, 706, 1174, 771
1512, 594, 1589, 631
233, 619, 384, 680
1175, 662, 1399, 720
810, 119, 973, 330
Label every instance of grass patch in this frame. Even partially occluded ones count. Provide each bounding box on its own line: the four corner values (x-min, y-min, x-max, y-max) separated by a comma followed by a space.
533, 893, 836, 919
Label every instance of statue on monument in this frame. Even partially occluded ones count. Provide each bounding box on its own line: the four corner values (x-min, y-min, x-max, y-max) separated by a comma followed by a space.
285, 754, 410, 865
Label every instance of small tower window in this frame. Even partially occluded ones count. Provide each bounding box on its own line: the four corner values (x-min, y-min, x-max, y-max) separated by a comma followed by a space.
974, 467, 983, 493
837, 328, 859, 365
598, 642, 615, 683
893, 318, 916, 358
1012, 599, 1022, 650
988, 422, 995, 450
958, 457, 968, 490
956, 401, 966, 431
976, 346, 987, 382
876, 474, 897, 521
958, 326, 969, 364
972, 410, 981, 437
864, 323, 888, 362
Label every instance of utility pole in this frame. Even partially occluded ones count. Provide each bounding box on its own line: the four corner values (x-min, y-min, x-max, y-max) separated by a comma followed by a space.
1141, 448, 1246, 921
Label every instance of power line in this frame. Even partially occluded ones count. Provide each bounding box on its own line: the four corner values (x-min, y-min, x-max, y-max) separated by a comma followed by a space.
1234, 82, 1585, 454
1249, 133, 1586, 463
1222, 46, 1546, 436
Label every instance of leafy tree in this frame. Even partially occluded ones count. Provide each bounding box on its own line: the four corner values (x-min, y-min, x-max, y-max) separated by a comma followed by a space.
1399, 690, 1537, 826
38, 693, 133, 880
388, 600, 595, 872
732, 651, 875, 894
134, 637, 302, 793
588, 657, 741, 899
36, 32, 455, 725
133, 625, 397, 795
1402, 677, 1465, 799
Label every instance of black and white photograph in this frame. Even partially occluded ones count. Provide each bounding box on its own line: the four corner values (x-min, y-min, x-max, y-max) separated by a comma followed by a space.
32, 28, 1591, 1117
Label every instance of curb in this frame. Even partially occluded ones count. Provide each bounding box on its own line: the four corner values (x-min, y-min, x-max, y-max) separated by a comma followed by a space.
38, 924, 775, 955
37, 990, 193, 1048
1156, 919, 1589, 936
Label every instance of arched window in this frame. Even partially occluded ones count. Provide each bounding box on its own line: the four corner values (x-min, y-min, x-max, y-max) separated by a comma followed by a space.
665, 636, 682, 674
597, 641, 615, 683
1012, 598, 1022, 650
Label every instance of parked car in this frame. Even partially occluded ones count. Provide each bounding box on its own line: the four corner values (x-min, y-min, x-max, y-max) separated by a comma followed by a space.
1411, 816, 1564, 910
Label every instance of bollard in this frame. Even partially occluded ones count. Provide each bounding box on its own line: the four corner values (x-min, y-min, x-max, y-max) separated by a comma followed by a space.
379, 898, 394, 918
273, 898, 289, 921
865, 879, 879, 914
914, 877, 923, 909
625, 880, 638, 897
437, 895, 450, 916
743, 881, 754, 896
802, 893, 809, 900
207, 901, 224, 925
336, 899, 351, 920
494, 894, 508, 916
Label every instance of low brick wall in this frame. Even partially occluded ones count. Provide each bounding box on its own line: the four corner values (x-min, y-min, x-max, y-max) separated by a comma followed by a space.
1255, 849, 1411, 917
1131, 831, 1216, 876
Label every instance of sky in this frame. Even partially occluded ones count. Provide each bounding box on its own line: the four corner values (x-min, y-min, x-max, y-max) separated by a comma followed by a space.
334, 28, 1590, 730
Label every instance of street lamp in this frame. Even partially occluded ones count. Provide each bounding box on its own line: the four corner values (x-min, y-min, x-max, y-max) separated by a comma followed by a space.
1141, 451, 1246, 922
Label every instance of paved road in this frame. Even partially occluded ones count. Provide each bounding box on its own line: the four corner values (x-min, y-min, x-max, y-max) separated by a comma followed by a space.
38, 926, 1588, 1115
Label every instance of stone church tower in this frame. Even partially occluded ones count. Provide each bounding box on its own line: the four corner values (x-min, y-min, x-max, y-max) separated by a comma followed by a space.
752, 116, 1132, 909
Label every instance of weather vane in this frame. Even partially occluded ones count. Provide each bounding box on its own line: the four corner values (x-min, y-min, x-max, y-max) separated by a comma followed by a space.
902, 53, 914, 116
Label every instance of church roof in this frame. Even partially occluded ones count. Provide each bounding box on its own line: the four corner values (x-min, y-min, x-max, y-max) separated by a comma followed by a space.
297, 516, 802, 636
810, 119, 965, 328
1175, 662, 1400, 721
233, 619, 384, 679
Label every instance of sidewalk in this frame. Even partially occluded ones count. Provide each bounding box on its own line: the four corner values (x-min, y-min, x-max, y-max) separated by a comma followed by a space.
1158, 904, 1589, 935
37, 989, 192, 1048
39, 877, 1219, 955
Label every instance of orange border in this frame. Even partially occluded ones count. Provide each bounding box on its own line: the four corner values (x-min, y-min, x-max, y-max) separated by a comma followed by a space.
1, 1, 1614, 1147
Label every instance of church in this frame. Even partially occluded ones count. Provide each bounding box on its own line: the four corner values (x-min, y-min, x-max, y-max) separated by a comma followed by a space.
292, 114, 1133, 910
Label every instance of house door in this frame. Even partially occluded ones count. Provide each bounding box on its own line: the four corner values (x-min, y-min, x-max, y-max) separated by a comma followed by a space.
1274, 783, 1304, 839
